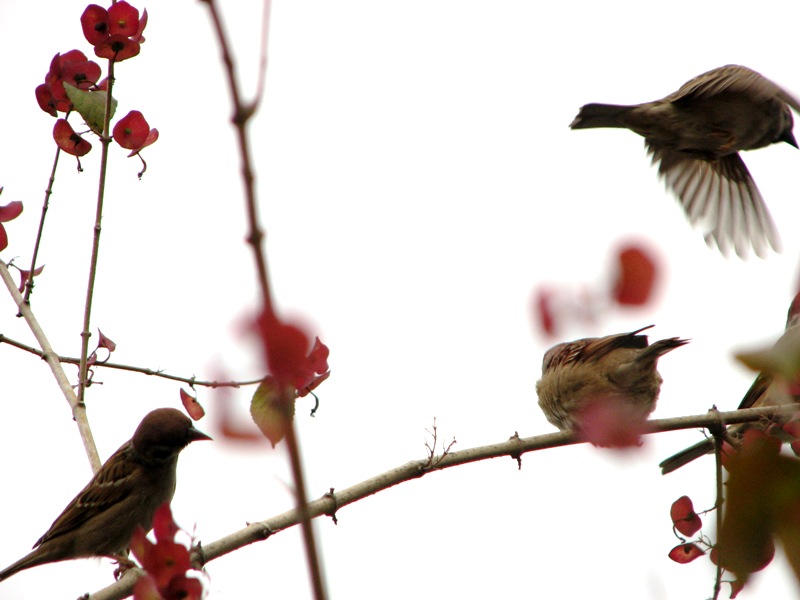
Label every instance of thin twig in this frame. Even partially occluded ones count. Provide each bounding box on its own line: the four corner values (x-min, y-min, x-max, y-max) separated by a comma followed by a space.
78, 60, 116, 406
22, 145, 61, 305
87, 403, 800, 600
203, 0, 273, 312
0, 333, 265, 388
0, 262, 100, 471
713, 428, 724, 600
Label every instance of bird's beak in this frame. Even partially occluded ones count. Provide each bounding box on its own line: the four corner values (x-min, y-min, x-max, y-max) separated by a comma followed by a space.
781, 130, 799, 148
188, 425, 213, 442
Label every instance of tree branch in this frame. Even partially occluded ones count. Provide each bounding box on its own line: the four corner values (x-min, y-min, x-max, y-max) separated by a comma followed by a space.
0, 332, 265, 388
0, 261, 101, 471
87, 402, 800, 599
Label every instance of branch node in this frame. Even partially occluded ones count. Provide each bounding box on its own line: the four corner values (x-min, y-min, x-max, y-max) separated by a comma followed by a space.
508, 431, 523, 470
324, 488, 339, 525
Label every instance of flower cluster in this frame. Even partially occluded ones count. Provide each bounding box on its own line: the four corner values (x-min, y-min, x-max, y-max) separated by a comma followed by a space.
35, 50, 102, 117
130, 504, 203, 600
81, 1, 147, 62
34, 2, 157, 161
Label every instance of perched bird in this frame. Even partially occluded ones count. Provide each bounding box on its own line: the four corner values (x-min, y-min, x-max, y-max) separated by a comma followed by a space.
660, 293, 800, 474
0, 408, 211, 582
570, 64, 800, 258
537, 326, 688, 432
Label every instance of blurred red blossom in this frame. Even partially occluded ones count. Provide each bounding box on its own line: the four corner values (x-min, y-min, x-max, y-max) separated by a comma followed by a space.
574, 394, 647, 449
255, 312, 330, 393
533, 239, 661, 339
612, 243, 658, 306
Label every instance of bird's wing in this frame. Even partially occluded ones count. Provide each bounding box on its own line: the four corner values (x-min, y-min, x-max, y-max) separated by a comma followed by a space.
645, 142, 780, 258
737, 373, 773, 410
33, 443, 138, 548
572, 326, 654, 363
670, 64, 800, 113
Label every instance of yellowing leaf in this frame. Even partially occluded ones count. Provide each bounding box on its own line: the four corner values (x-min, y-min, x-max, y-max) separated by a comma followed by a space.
250, 377, 296, 447
63, 82, 117, 135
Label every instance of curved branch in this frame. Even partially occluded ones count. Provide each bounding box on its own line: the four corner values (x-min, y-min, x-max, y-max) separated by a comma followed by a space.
0, 262, 101, 470
87, 402, 800, 599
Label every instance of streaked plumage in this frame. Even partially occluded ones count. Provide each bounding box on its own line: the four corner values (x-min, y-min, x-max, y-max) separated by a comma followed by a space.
0, 408, 211, 582
537, 326, 688, 431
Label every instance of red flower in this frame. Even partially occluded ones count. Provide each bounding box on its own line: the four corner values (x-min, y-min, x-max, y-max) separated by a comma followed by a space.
670, 495, 702, 536
127, 128, 159, 157
113, 110, 151, 150
0, 200, 24, 252
668, 543, 705, 564
95, 34, 141, 61
81, 2, 147, 62
36, 51, 101, 116
130, 504, 202, 600
53, 119, 92, 156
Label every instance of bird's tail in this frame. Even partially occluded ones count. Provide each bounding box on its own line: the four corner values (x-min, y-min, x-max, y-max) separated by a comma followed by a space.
640, 337, 690, 366
569, 103, 633, 129
659, 438, 715, 475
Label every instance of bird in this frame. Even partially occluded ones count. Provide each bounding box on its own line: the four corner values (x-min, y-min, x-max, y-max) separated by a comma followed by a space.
537, 325, 688, 432
570, 64, 800, 258
0, 408, 211, 582
660, 292, 800, 474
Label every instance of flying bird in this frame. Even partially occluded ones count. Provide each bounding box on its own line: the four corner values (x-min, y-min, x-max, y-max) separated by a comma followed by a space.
570, 65, 800, 258
537, 326, 688, 432
0, 408, 211, 582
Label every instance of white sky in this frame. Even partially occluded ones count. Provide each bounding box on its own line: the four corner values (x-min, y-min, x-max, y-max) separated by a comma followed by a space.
1, 0, 800, 598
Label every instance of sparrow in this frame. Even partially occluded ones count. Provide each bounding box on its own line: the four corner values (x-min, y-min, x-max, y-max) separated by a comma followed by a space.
570, 64, 800, 258
0, 408, 211, 582
660, 293, 800, 474
537, 326, 688, 432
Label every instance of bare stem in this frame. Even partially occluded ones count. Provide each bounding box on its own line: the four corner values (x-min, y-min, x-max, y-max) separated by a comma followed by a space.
204, 0, 273, 313
78, 60, 115, 406
0, 333, 265, 388
712, 432, 724, 600
22, 145, 62, 305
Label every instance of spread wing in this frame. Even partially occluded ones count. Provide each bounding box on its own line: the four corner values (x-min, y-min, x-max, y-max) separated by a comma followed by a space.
646, 141, 780, 258
33, 443, 138, 548
670, 64, 800, 113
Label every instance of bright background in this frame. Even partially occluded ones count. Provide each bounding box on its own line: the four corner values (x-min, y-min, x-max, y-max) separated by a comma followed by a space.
1, 1, 800, 598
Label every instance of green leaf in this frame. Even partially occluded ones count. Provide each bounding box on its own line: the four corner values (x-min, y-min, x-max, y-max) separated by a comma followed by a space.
63, 83, 117, 135
250, 377, 296, 447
